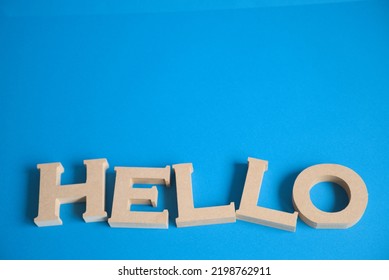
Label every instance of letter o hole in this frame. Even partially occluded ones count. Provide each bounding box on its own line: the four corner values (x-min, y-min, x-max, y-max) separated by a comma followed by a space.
292, 164, 368, 229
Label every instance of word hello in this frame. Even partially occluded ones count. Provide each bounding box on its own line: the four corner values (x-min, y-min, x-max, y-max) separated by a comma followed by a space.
34, 157, 368, 232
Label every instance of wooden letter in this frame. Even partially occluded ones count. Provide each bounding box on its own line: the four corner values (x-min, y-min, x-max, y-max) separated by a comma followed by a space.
173, 163, 236, 227
34, 159, 109, 227
292, 164, 368, 229
236, 158, 298, 232
108, 166, 170, 229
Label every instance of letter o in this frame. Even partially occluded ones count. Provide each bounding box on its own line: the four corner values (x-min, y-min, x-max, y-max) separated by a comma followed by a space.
292, 164, 368, 229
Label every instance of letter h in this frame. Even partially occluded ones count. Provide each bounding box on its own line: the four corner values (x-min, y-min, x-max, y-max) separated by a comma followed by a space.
34, 159, 109, 226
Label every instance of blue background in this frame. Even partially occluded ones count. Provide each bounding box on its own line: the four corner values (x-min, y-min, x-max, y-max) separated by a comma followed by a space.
1, 0, 388, 259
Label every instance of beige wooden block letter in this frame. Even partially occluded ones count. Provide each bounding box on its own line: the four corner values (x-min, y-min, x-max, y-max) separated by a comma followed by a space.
34, 159, 109, 227
236, 158, 298, 232
108, 166, 170, 229
292, 164, 368, 229
173, 163, 236, 227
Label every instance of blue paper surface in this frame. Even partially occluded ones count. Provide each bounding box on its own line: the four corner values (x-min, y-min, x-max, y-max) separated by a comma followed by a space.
1, 0, 388, 259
